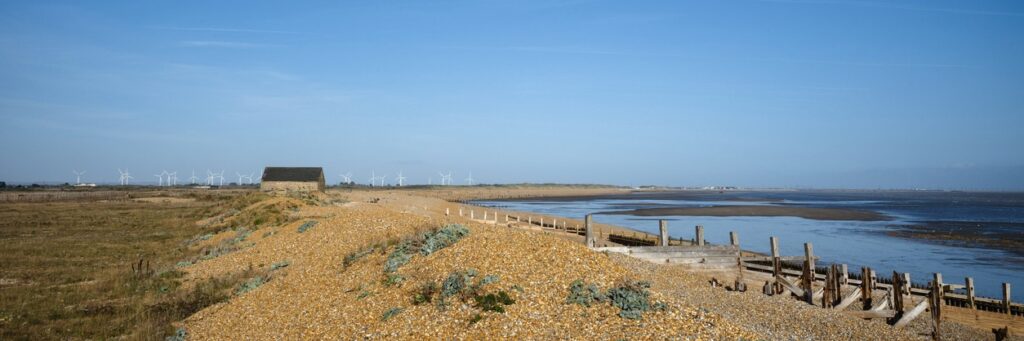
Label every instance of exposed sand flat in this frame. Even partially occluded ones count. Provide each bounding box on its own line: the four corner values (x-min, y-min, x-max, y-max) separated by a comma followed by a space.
603, 205, 891, 221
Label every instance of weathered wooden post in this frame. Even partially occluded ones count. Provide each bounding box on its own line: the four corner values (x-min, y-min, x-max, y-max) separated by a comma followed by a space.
861, 267, 873, 309
965, 277, 975, 309
931, 273, 944, 340
891, 271, 905, 323
540, 217, 545, 228
516, 215, 520, 222
729, 231, 739, 246
584, 214, 595, 247
505, 214, 509, 223
902, 273, 911, 297
445, 207, 450, 216
803, 242, 815, 304
484, 211, 488, 220
658, 220, 669, 246
528, 216, 532, 224
1004, 283, 1012, 315
770, 236, 780, 277
471, 210, 475, 219
459, 208, 463, 216
695, 225, 705, 246
840, 264, 849, 286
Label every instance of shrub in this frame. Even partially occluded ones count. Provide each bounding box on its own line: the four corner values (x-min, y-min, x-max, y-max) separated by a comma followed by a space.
175, 261, 193, 268
297, 220, 317, 233
480, 274, 500, 286
381, 307, 403, 321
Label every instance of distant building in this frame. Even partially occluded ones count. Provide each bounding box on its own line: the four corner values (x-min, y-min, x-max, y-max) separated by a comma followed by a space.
260, 167, 325, 192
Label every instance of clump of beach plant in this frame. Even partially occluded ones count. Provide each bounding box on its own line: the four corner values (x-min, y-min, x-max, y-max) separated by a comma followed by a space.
175, 260, 194, 268
382, 224, 470, 274
165, 327, 187, 341
343, 247, 375, 268
566, 279, 665, 319
296, 220, 317, 233
566, 279, 607, 307
436, 269, 513, 314
474, 291, 515, 313
412, 282, 439, 305
381, 307, 403, 321
235, 276, 266, 295
270, 260, 290, 271
384, 241, 413, 273
420, 224, 470, 256
383, 273, 405, 287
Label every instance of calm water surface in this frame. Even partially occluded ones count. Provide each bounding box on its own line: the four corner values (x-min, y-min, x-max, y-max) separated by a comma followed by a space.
474, 191, 1024, 297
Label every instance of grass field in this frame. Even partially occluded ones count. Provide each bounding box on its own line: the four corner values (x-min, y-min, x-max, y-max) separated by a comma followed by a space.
0, 191, 267, 340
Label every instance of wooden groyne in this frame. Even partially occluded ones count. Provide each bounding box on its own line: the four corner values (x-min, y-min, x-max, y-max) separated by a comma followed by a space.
451, 203, 1021, 337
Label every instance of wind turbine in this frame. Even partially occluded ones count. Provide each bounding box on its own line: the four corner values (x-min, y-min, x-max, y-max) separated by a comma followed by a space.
340, 172, 352, 184
236, 172, 246, 185
189, 170, 198, 184
395, 171, 406, 186
168, 171, 177, 186
445, 171, 453, 186
369, 170, 377, 186
206, 170, 215, 186
464, 171, 474, 186
118, 169, 133, 186
249, 172, 257, 184
72, 170, 86, 185
379, 175, 387, 187
216, 170, 225, 186
154, 174, 164, 186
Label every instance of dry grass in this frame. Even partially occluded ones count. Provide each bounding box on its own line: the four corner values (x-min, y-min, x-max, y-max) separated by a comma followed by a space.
0, 191, 267, 340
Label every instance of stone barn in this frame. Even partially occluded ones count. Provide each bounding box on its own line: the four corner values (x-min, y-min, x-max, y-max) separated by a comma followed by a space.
260, 167, 326, 192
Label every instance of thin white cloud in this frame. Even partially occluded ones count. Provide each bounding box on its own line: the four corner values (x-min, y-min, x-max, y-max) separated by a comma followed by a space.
150, 26, 301, 34
178, 40, 278, 49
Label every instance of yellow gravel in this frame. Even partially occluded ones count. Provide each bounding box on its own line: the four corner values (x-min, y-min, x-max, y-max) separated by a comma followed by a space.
180, 192, 759, 339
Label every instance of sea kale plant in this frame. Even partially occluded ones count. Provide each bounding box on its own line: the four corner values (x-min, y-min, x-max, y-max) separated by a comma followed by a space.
566, 279, 666, 319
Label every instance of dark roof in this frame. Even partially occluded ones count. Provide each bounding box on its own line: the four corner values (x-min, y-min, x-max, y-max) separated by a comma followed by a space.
261, 167, 324, 182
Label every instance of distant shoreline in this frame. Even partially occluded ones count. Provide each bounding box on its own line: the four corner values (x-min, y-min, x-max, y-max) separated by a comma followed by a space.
598, 205, 891, 221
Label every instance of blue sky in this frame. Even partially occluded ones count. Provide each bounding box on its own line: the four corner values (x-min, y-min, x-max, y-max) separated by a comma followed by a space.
1, 1, 1022, 189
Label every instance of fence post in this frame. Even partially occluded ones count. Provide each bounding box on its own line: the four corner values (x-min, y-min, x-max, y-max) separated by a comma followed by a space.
729, 231, 738, 246
965, 277, 975, 309
932, 273, 944, 340
585, 214, 595, 247
770, 236, 780, 278
459, 208, 463, 216
1005, 283, 1012, 315
840, 264, 849, 286
659, 220, 669, 246
803, 242, 815, 304
695, 225, 704, 246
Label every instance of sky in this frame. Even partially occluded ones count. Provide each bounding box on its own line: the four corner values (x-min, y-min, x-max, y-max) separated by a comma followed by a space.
1, 1, 1022, 189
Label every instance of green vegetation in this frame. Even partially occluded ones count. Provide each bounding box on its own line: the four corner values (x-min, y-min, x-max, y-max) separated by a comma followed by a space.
296, 220, 318, 233
235, 276, 267, 295
381, 307, 403, 321
270, 260, 290, 271
566, 279, 666, 319
384, 224, 470, 274
0, 191, 292, 339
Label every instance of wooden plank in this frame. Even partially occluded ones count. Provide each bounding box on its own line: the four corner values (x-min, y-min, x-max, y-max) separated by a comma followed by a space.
835, 288, 863, 310
966, 277, 975, 309
776, 274, 805, 298
893, 299, 930, 328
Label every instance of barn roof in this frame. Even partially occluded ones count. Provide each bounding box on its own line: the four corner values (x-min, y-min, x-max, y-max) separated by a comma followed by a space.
261, 167, 324, 182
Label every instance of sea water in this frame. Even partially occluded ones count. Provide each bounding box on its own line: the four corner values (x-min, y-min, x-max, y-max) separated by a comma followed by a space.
473, 191, 1024, 298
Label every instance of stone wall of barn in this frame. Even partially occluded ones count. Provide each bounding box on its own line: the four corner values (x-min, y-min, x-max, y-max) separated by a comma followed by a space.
260, 180, 324, 192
